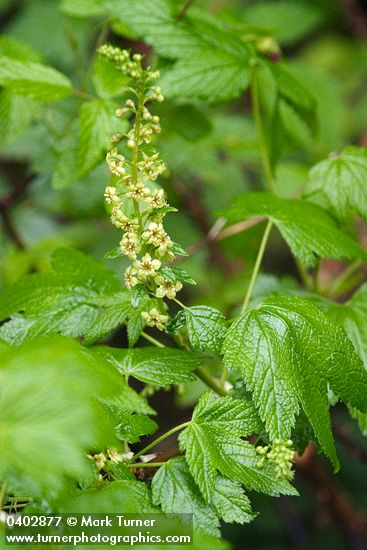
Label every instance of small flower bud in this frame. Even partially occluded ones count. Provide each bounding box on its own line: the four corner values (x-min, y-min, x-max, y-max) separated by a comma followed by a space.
146, 188, 166, 209
108, 448, 123, 463
124, 266, 138, 288
155, 277, 183, 299
119, 232, 141, 259
104, 186, 120, 205
111, 133, 122, 143
89, 452, 106, 470
134, 253, 161, 279
142, 308, 169, 331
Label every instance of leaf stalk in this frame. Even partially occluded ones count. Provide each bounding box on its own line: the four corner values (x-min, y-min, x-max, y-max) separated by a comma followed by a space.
129, 422, 190, 464
241, 219, 273, 313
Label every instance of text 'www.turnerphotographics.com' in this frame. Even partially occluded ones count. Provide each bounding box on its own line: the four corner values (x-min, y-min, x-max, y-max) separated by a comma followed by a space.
4, 513, 193, 545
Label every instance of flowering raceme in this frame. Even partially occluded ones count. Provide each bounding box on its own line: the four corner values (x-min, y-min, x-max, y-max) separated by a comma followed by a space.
256, 439, 295, 481
99, 44, 188, 331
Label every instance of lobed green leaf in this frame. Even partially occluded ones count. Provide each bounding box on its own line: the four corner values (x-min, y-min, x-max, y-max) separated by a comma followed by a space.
178, 392, 285, 502
0, 57, 72, 101
152, 457, 221, 537
184, 306, 228, 354
306, 146, 367, 222
223, 295, 367, 469
223, 192, 367, 266
0, 248, 131, 345
111, 0, 251, 102
92, 346, 203, 386
0, 337, 129, 494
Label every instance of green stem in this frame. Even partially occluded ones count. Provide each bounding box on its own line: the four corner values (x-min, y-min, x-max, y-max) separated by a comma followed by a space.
95, 18, 111, 50
71, 88, 95, 100
141, 331, 229, 396
220, 366, 227, 390
195, 366, 230, 396
129, 422, 190, 464
239, 62, 276, 313
141, 331, 165, 348
131, 79, 146, 229
126, 462, 165, 468
173, 297, 186, 309
250, 63, 277, 194
2, 503, 28, 511
178, 0, 195, 18
329, 259, 363, 297
312, 260, 321, 294
296, 258, 313, 290
80, 18, 110, 91
241, 220, 273, 313
6, 497, 32, 502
